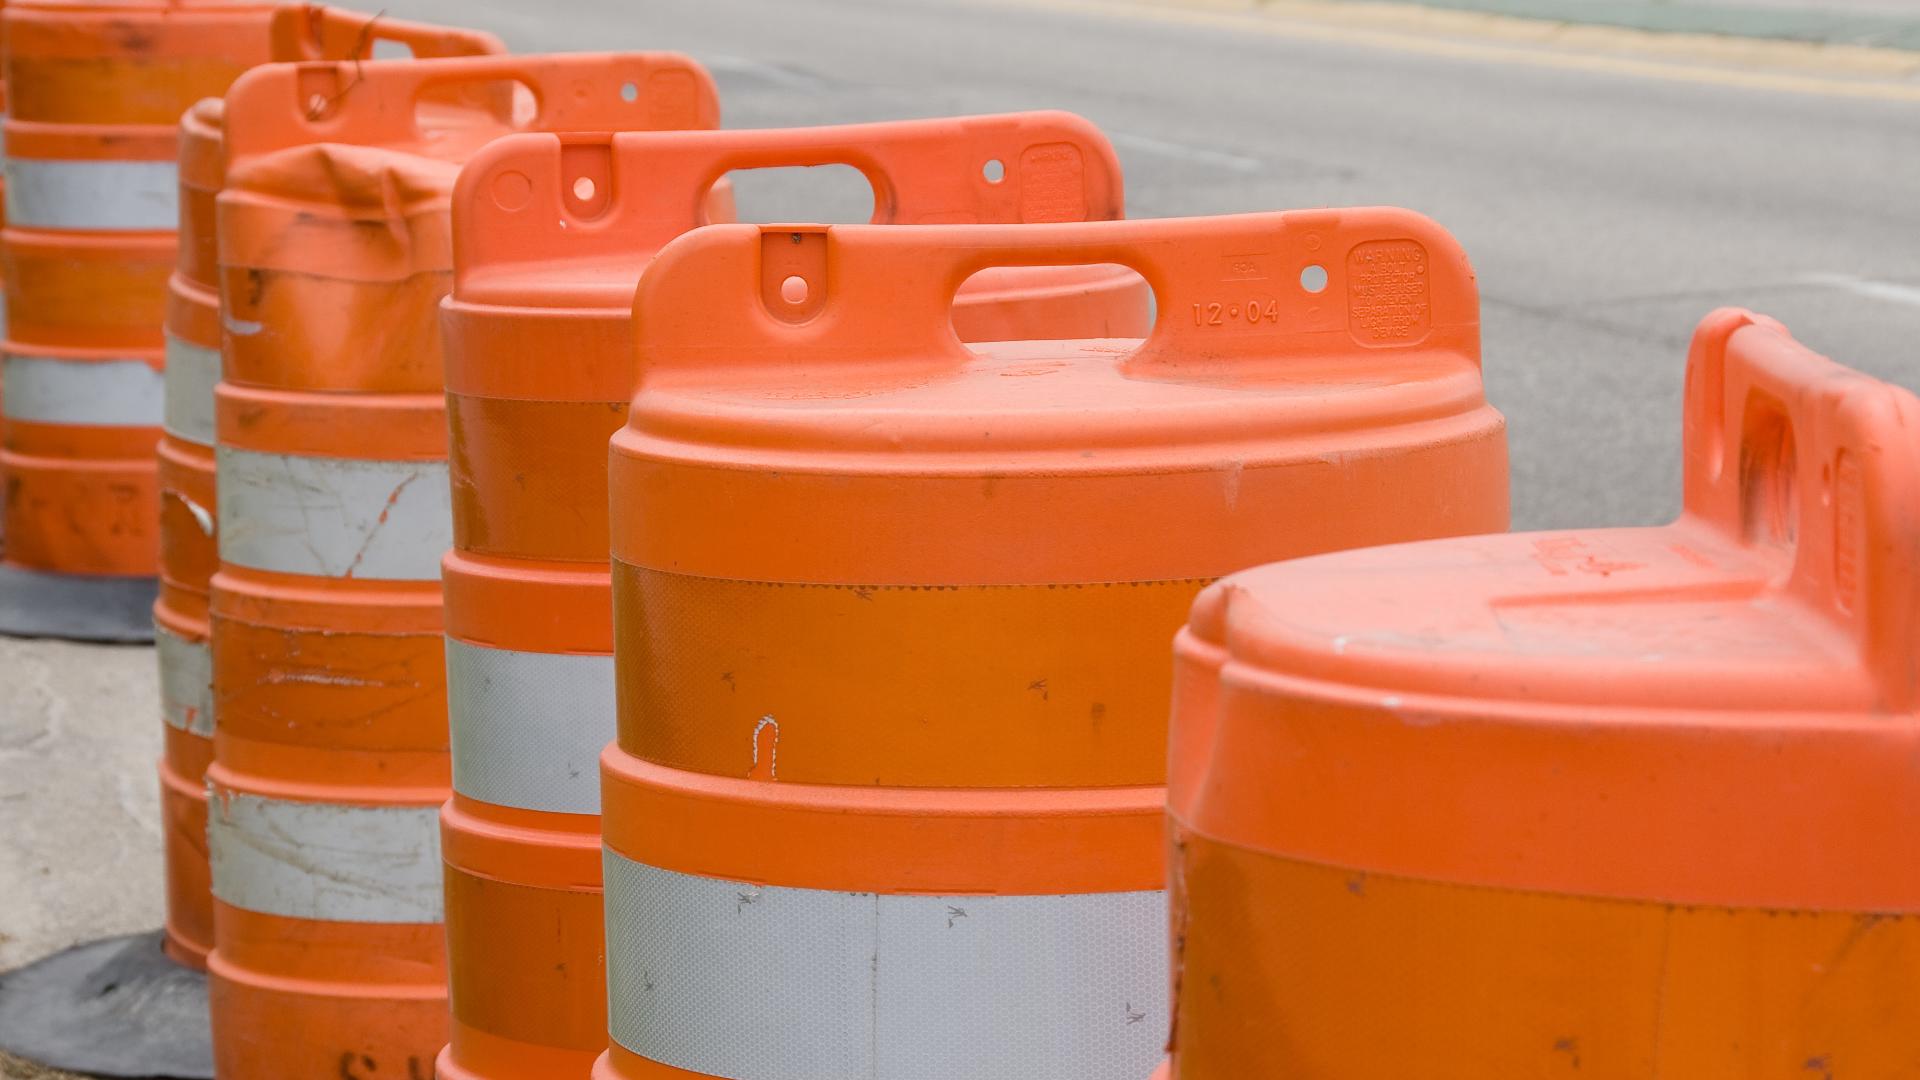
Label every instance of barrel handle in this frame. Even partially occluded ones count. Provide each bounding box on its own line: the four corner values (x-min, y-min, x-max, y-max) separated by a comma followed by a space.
631, 209, 1479, 377
452, 112, 1125, 284
609, 111, 1122, 229
1680, 307, 1920, 694
223, 52, 720, 162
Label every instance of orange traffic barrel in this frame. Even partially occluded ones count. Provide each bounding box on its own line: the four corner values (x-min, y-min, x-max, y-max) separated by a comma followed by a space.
1163, 308, 1920, 1078
0, 0, 277, 640
439, 111, 1147, 1080
200, 52, 718, 1080
0, 1, 9, 537
597, 210, 1510, 1079
154, 7, 503, 974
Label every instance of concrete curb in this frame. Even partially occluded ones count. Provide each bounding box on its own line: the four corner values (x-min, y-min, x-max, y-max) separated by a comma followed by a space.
1364, 0, 1920, 51
1055, 0, 1920, 82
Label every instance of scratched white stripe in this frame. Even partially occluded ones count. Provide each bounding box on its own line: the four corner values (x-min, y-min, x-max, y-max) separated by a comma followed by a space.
446, 640, 614, 815
603, 852, 1168, 1080
155, 622, 214, 738
207, 792, 443, 923
215, 448, 451, 581
2, 356, 165, 426
162, 334, 220, 445
4, 158, 179, 230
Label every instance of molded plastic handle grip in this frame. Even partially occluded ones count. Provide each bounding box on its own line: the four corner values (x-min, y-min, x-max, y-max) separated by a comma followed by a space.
222, 52, 720, 164
268, 5, 506, 63
452, 111, 1124, 286
1680, 308, 1920, 690
631, 210, 1478, 377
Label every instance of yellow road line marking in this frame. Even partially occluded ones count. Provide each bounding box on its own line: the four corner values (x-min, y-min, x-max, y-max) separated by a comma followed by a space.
1013, 0, 1920, 103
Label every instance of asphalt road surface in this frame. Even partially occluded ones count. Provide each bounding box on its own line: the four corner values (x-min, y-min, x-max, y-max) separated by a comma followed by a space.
385, 0, 1920, 530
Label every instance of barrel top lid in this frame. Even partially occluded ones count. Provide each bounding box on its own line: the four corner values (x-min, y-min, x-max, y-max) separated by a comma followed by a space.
219, 52, 719, 197
1202, 308, 1920, 716
623, 211, 1490, 462
449, 112, 1125, 308
630, 335, 1487, 463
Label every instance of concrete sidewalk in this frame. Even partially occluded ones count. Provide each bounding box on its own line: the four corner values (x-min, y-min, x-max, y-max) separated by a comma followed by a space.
0, 638, 163, 973
0, 638, 161, 1079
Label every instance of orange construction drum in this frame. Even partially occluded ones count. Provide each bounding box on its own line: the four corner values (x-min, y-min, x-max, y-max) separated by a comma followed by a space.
1, 0, 275, 639
597, 210, 1510, 1080
1163, 308, 1920, 1078
439, 111, 1146, 1080
153, 6, 503, 974
202, 52, 718, 1080
0, 0, 7, 473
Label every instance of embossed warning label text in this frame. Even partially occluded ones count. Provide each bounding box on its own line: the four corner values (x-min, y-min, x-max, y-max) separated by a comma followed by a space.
1347, 239, 1430, 346
1018, 142, 1087, 223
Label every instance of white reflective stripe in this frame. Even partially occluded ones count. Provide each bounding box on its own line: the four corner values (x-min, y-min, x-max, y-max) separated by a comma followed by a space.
2, 356, 165, 426
604, 853, 1169, 1080
215, 448, 452, 581
155, 623, 214, 738
4, 158, 179, 230
162, 334, 219, 445
446, 639, 614, 815
207, 792, 443, 923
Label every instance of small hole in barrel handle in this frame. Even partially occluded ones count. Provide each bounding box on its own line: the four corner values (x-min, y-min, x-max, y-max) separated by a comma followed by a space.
1740, 403, 1798, 550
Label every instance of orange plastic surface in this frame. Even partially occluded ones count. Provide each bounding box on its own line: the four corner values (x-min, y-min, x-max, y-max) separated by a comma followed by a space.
598, 210, 1508, 1077
205, 49, 720, 1080
3, 1, 275, 127
206, 896, 447, 1080
151, 6, 501, 974
1, 1, 272, 583
439, 110, 1146, 1080
1165, 309, 1920, 1077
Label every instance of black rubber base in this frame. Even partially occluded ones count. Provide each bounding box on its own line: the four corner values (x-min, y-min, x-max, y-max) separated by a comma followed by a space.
0, 931, 212, 1079
0, 565, 157, 643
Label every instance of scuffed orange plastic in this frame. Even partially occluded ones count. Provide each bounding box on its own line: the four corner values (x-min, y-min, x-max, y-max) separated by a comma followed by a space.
0, 1, 8, 455
1, 0, 275, 583
596, 211, 1510, 1077
204, 52, 718, 1080
440, 111, 1147, 1080
1165, 308, 1920, 1078
153, 5, 503, 974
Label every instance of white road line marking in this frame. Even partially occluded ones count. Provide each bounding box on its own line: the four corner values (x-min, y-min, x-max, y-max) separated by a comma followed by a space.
1111, 132, 1262, 173
697, 53, 829, 89
1800, 272, 1920, 309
